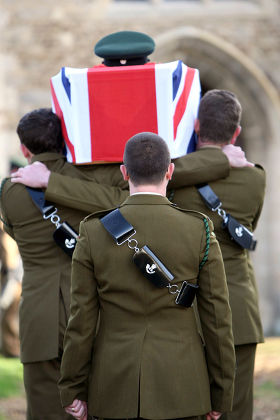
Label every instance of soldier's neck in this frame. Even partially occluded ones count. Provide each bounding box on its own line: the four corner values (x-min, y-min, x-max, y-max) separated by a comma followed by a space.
129, 182, 167, 197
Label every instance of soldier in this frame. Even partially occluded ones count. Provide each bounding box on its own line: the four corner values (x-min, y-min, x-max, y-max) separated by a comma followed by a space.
171, 90, 265, 420
59, 132, 235, 420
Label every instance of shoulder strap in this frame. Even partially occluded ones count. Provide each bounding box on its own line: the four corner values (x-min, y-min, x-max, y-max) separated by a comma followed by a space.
101, 208, 210, 273
26, 187, 56, 216
100, 208, 135, 245
100, 207, 209, 308
196, 183, 257, 251
196, 183, 221, 211
25, 187, 78, 257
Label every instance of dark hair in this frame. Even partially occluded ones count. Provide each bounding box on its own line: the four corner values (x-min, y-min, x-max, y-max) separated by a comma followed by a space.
123, 132, 170, 186
198, 89, 242, 144
16, 108, 63, 154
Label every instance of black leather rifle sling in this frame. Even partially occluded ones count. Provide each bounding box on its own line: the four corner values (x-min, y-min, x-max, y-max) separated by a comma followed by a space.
26, 187, 78, 257
196, 183, 257, 251
100, 208, 210, 308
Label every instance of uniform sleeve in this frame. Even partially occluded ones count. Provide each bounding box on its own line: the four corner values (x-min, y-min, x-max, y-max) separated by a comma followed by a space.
0, 180, 15, 239
252, 166, 266, 231
45, 173, 129, 213
59, 221, 99, 406
169, 147, 230, 189
45, 148, 229, 211
196, 221, 235, 412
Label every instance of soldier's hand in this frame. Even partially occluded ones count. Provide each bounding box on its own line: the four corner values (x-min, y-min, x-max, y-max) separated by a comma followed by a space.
65, 399, 87, 419
11, 161, 51, 188
206, 410, 222, 420
222, 144, 254, 168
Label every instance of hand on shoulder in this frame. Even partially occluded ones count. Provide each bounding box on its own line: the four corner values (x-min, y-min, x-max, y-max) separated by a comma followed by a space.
222, 144, 254, 168
10, 161, 50, 188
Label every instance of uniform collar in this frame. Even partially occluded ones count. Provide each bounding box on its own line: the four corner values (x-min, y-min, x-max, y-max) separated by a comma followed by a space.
131, 192, 163, 196
31, 152, 66, 164
121, 193, 171, 206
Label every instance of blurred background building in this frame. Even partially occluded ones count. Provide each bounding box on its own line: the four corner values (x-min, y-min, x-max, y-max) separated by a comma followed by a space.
0, 0, 279, 334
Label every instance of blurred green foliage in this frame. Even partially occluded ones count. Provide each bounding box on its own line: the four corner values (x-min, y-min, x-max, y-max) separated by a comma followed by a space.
0, 355, 23, 399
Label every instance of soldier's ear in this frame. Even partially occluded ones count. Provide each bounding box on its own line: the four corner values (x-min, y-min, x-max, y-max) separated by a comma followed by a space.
120, 164, 129, 180
194, 118, 200, 135
20, 144, 33, 160
166, 163, 175, 180
230, 125, 241, 145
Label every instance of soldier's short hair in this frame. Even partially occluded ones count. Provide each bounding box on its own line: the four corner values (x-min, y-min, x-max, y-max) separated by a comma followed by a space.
198, 89, 242, 144
123, 132, 170, 186
16, 108, 63, 154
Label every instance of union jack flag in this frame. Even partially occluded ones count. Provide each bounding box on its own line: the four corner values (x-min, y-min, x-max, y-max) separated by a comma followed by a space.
50, 61, 201, 164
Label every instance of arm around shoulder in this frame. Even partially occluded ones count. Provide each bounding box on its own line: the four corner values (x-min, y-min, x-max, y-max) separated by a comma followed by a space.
169, 148, 230, 189
46, 172, 129, 213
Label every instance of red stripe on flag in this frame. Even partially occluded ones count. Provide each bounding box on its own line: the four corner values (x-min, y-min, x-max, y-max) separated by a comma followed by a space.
87, 64, 158, 162
50, 80, 76, 163
173, 67, 196, 140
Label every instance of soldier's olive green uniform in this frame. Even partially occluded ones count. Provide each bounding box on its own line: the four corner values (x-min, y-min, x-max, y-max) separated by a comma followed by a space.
172, 147, 266, 420
0, 150, 229, 420
59, 194, 235, 419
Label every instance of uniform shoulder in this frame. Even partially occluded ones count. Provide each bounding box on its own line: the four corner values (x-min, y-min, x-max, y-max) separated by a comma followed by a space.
170, 202, 213, 228
251, 163, 265, 176
0, 177, 25, 202
170, 204, 215, 249
254, 164, 266, 179
231, 164, 266, 187
1, 177, 13, 193
0, 178, 29, 228
83, 206, 118, 224
233, 163, 265, 176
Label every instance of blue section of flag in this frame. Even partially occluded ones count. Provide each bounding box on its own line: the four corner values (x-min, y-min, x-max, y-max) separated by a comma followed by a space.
61, 67, 71, 103
187, 130, 197, 153
172, 60, 182, 101
187, 88, 201, 153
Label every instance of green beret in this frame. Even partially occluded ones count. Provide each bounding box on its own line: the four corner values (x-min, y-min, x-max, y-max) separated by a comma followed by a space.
94, 31, 155, 66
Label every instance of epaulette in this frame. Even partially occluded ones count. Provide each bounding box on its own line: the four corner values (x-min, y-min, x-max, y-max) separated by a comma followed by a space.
83, 207, 118, 223
169, 203, 211, 270
169, 202, 211, 224
255, 163, 264, 171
